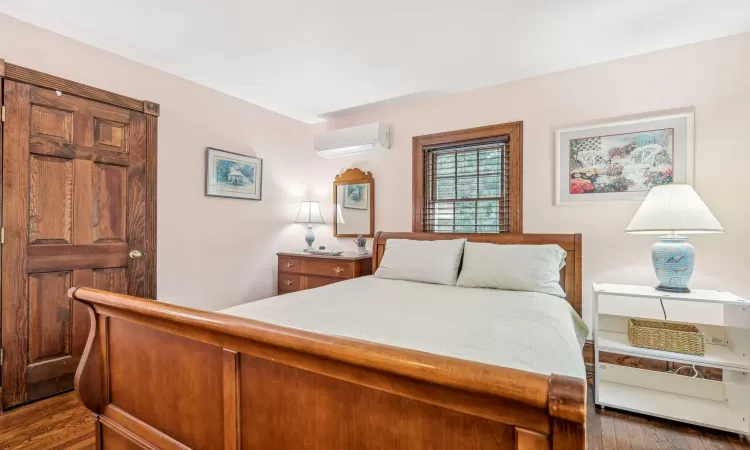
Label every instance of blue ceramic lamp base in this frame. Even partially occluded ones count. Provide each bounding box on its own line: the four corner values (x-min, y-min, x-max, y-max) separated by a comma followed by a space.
303, 224, 316, 252
652, 235, 695, 293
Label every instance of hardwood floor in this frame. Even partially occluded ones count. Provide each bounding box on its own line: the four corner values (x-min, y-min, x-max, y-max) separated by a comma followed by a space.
0, 387, 747, 449
0, 392, 95, 449
587, 384, 749, 450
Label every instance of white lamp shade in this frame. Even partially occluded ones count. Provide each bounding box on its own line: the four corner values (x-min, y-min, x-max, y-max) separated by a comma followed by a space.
626, 184, 723, 234
295, 201, 325, 224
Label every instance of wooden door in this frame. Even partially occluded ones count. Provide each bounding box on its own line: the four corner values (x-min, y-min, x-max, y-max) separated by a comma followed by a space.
1, 80, 156, 408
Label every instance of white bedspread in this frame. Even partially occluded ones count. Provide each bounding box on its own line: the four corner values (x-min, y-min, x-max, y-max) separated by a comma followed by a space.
220, 276, 588, 378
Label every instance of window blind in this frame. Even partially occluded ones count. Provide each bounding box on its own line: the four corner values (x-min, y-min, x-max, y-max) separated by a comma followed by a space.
422, 138, 510, 233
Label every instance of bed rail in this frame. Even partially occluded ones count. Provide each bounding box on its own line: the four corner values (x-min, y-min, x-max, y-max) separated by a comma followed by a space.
71, 286, 586, 449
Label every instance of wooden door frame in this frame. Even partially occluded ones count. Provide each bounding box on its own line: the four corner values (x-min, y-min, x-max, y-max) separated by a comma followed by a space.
0, 58, 159, 410
0, 59, 3, 412
0, 59, 159, 117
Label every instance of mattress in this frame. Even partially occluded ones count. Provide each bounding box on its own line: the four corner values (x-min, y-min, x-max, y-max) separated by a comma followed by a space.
220, 276, 588, 378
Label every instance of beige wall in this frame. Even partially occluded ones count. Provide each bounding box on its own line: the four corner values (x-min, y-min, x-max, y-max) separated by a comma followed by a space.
314, 32, 750, 326
2, 14, 748, 325
0, 14, 338, 310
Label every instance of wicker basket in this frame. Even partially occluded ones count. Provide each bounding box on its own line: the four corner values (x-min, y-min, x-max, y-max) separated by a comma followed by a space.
627, 319, 705, 356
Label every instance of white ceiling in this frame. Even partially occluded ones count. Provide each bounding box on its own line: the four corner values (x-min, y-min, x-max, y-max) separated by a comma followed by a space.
3, 0, 750, 123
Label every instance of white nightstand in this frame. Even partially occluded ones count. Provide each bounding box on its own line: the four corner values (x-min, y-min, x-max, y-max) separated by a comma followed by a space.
593, 283, 750, 435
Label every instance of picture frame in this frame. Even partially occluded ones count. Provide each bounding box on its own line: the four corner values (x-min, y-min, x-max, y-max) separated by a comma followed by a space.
205, 147, 263, 200
555, 109, 694, 205
343, 183, 369, 210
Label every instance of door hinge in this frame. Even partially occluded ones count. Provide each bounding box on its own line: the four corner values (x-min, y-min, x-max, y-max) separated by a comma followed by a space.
1, 227, 4, 244
0, 348, 4, 366
1, 105, 5, 122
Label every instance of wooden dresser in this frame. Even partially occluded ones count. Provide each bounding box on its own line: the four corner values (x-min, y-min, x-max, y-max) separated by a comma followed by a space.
277, 252, 373, 294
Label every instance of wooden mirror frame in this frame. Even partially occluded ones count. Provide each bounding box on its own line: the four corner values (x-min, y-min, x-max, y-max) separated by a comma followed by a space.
333, 168, 375, 238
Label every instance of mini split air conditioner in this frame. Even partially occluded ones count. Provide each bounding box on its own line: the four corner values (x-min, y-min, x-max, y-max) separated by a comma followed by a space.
315, 123, 390, 158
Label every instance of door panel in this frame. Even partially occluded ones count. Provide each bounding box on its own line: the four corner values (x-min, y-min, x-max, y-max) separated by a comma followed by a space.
29, 155, 74, 244
93, 267, 128, 294
30, 104, 73, 142
28, 271, 72, 364
1, 80, 154, 408
94, 118, 127, 150
93, 163, 127, 243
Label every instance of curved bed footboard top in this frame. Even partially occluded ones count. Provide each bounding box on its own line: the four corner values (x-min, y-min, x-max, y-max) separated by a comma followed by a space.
372, 232, 583, 316
70, 286, 554, 405
69, 252, 586, 449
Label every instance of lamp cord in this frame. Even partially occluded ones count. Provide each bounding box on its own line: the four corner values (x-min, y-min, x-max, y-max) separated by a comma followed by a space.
659, 298, 702, 379
660, 298, 667, 320
661, 298, 672, 374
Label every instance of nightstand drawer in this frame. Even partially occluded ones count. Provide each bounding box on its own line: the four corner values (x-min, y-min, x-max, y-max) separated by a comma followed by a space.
305, 276, 341, 290
276, 252, 372, 295
278, 256, 304, 274
278, 274, 302, 292
304, 260, 354, 279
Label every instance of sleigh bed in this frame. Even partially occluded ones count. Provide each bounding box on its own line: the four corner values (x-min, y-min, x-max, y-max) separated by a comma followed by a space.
72, 231, 586, 449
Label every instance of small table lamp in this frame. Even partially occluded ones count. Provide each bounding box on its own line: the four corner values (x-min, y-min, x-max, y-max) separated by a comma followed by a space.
295, 201, 325, 252
626, 184, 723, 292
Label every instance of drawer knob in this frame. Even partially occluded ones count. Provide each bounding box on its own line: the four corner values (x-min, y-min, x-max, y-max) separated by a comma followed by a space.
286, 262, 294, 268
284, 280, 293, 286
333, 267, 344, 274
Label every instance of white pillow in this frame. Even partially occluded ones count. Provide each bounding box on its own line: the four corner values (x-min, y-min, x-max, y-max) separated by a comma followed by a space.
374, 238, 467, 285
456, 242, 567, 297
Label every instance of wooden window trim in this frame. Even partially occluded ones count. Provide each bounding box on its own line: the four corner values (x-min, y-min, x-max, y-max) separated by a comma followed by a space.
412, 122, 523, 233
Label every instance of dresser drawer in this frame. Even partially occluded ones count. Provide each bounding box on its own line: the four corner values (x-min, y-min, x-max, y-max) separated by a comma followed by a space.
278, 274, 302, 292
303, 260, 354, 279
305, 276, 342, 289
276, 252, 371, 296
278, 256, 304, 274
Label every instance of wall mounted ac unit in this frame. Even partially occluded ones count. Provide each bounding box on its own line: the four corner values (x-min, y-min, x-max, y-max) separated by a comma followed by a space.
315, 123, 390, 158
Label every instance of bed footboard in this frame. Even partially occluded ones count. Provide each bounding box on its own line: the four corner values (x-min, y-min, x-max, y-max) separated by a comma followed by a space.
71, 287, 586, 450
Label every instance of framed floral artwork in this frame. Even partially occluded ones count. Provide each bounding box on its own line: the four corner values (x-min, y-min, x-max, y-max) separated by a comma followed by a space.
555, 109, 694, 204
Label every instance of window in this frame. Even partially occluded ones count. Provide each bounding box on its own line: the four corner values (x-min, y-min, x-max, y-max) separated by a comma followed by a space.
412, 122, 522, 233
424, 139, 508, 232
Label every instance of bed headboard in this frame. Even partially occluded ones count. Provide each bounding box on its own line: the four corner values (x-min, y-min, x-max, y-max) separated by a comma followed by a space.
372, 232, 583, 316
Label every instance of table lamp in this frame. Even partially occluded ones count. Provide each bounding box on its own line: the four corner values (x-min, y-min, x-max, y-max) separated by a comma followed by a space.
626, 184, 723, 292
295, 201, 325, 252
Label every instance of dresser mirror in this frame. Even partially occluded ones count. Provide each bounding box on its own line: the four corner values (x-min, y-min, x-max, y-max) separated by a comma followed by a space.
333, 168, 374, 237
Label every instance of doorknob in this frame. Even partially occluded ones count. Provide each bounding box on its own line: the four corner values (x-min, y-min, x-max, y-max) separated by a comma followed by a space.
129, 250, 144, 259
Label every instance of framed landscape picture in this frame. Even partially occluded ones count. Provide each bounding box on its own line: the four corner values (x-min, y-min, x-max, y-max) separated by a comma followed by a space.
205, 147, 263, 200
343, 183, 368, 210
555, 109, 694, 204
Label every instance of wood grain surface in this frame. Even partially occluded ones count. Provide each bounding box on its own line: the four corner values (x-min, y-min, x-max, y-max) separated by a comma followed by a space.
70, 284, 587, 449
4, 61, 155, 114
0, 392, 96, 449
277, 252, 373, 294
1, 377, 746, 449
1, 79, 157, 409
